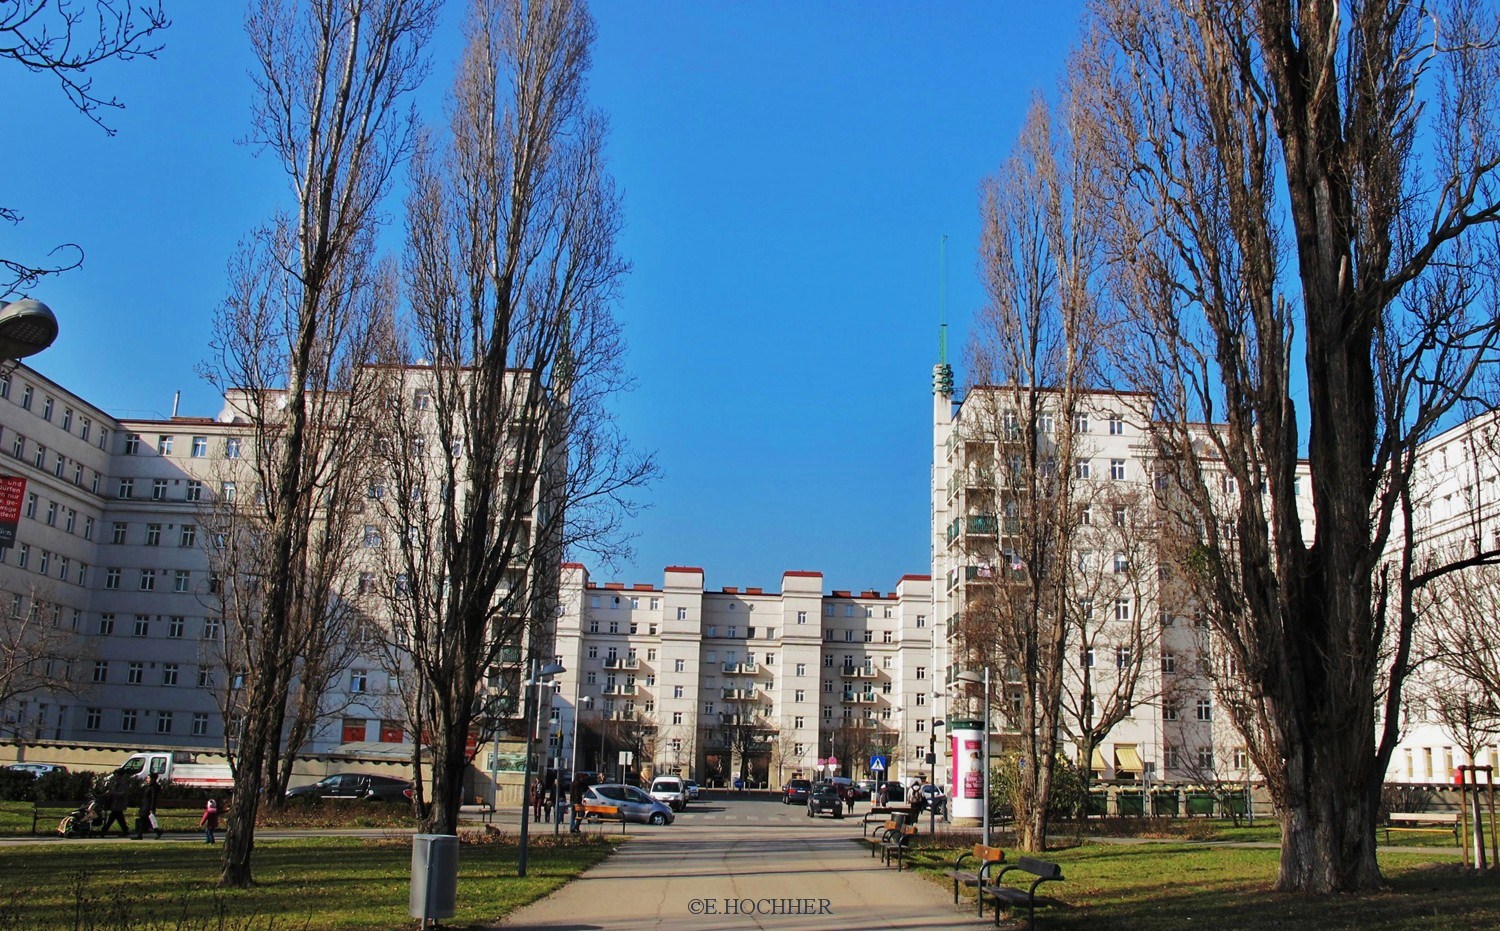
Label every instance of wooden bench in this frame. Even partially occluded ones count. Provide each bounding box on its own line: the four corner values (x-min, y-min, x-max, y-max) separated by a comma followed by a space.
1385, 811, 1460, 843
862, 805, 893, 836
981, 856, 1065, 929
576, 802, 627, 834
880, 822, 919, 870
944, 844, 1006, 916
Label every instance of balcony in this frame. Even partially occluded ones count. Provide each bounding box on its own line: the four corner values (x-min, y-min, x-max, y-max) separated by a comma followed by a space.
946, 514, 999, 544
604, 684, 637, 697
840, 664, 878, 679
721, 662, 760, 675
498, 646, 522, 663
841, 691, 878, 704
721, 688, 758, 702
602, 657, 639, 671
606, 710, 635, 721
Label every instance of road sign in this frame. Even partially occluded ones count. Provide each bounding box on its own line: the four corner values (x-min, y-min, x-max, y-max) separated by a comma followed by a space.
869, 755, 887, 772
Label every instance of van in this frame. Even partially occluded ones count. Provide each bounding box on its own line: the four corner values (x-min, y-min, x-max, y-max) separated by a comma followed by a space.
649, 776, 688, 811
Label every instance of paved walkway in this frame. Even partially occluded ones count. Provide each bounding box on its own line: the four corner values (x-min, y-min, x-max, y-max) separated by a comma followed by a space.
495, 797, 990, 930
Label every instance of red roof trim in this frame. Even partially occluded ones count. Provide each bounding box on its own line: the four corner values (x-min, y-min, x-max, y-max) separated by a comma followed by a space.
664, 566, 704, 574
900, 574, 932, 582
782, 570, 823, 578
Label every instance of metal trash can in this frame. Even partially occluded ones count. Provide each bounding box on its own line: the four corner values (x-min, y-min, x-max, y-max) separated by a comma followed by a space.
410, 833, 459, 922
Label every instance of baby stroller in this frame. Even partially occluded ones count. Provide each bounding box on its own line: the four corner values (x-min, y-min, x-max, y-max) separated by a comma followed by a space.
58, 798, 105, 837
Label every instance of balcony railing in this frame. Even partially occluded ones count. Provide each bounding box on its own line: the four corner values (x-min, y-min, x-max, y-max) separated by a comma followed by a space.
721, 662, 760, 675
840, 665, 878, 679
841, 692, 878, 704
721, 688, 758, 702
604, 684, 637, 696
602, 657, 639, 670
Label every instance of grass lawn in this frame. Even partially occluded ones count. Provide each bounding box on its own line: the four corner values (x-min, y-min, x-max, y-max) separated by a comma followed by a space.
897, 839, 1500, 929
0, 833, 616, 930
1, 799, 420, 838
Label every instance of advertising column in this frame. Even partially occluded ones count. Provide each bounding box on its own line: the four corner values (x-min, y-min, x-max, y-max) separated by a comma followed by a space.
948, 718, 984, 822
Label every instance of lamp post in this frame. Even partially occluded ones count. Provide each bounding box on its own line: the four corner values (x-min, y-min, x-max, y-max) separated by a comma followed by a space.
519, 658, 565, 879
955, 668, 991, 845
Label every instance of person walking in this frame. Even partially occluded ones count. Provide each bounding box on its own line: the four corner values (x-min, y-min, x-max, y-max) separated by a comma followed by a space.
199, 799, 220, 844
101, 778, 130, 837
530, 777, 544, 821
568, 772, 587, 833
132, 773, 161, 840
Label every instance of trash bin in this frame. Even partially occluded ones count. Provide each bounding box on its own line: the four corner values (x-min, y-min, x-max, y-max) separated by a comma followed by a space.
1086, 792, 1108, 817
1186, 793, 1216, 817
410, 834, 459, 922
1151, 791, 1179, 816
1118, 791, 1145, 816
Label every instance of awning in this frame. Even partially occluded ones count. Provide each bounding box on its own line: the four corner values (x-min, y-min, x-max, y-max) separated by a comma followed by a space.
1114, 745, 1143, 772
1090, 748, 1107, 771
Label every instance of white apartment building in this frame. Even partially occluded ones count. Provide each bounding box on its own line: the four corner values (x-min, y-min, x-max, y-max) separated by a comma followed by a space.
549, 565, 936, 787
0, 363, 548, 762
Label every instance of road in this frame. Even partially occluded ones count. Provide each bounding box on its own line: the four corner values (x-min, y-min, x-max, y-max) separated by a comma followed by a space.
494, 793, 987, 930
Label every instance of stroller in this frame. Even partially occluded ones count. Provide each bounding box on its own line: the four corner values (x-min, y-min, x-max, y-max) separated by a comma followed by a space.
58, 798, 105, 838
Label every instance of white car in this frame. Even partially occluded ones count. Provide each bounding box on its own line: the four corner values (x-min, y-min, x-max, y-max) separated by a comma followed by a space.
649, 776, 688, 811
684, 779, 701, 800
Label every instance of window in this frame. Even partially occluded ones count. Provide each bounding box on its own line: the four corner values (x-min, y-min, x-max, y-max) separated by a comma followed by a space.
162, 664, 179, 686
1114, 553, 1129, 573
186, 480, 202, 502
1116, 647, 1131, 669
1075, 459, 1091, 479
1083, 647, 1095, 667
24, 493, 35, 519
72, 462, 82, 485
1197, 747, 1214, 770
44, 500, 55, 526
1114, 598, 1131, 621
917, 614, 926, 628
53, 453, 63, 477
674, 659, 685, 672
133, 615, 149, 637
79, 417, 89, 441
85, 708, 101, 731
351, 670, 368, 693
192, 713, 209, 737
703, 702, 715, 715
145, 523, 161, 546
157, 435, 173, 455
1110, 459, 1126, 480
64, 508, 75, 533
36, 549, 48, 575
916, 666, 926, 680
152, 479, 167, 500
1074, 412, 1089, 433
179, 524, 197, 547
413, 389, 432, 410
168, 616, 184, 639
1196, 699, 1213, 721
156, 712, 173, 734
111, 522, 127, 544
673, 685, 684, 699
363, 525, 380, 547
844, 630, 854, 642
117, 478, 133, 499
93, 661, 108, 682
124, 433, 140, 454
1108, 416, 1124, 435
91, 471, 100, 493
97, 614, 115, 635
174, 570, 191, 593
127, 662, 144, 684
204, 617, 221, 640
225, 437, 241, 459
675, 607, 687, 620
121, 710, 137, 733
1112, 504, 1127, 527
916, 693, 926, 706
1161, 652, 1176, 673
139, 570, 156, 591
105, 568, 120, 590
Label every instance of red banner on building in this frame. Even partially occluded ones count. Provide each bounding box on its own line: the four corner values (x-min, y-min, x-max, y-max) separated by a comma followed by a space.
0, 476, 25, 547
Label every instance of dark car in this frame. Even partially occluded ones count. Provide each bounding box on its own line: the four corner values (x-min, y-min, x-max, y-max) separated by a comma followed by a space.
782, 778, 813, 805
286, 773, 413, 803
807, 782, 843, 818
6, 762, 68, 777
879, 781, 907, 803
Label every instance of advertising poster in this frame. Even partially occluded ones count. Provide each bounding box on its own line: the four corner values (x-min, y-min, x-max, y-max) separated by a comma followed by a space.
947, 718, 984, 821
0, 476, 24, 547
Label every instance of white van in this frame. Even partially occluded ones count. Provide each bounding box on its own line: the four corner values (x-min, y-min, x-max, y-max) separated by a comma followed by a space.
649, 776, 688, 811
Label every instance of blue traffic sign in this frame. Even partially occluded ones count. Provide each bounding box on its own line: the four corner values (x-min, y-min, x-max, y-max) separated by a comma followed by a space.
869, 755, 887, 772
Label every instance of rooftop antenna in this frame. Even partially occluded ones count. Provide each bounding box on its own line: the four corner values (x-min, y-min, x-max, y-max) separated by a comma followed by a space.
934, 235, 954, 397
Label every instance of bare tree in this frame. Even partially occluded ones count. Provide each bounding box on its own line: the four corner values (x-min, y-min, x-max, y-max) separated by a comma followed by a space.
0, 584, 91, 738
1086, 0, 1500, 892
200, 0, 438, 888
375, 0, 651, 835
954, 92, 1114, 851
1, 0, 169, 296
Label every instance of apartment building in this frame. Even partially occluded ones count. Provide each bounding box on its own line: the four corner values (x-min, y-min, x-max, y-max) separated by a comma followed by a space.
549, 565, 936, 787
0, 363, 550, 760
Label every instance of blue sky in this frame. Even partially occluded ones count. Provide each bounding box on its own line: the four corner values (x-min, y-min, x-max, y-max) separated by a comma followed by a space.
0, 0, 1087, 593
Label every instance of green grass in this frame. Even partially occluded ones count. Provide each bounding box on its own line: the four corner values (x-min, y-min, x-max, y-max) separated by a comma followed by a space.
0, 833, 616, 930
1, 799, 420, 838
898, 839, 1500, 929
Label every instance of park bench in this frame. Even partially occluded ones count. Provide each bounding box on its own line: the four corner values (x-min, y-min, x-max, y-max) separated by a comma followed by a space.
1385, 811, 1460, 844
879, 822, 919, 870
944, 844, 1006, 916
862, 805, 893, 836
981, 856, 1065, 929
576, 802, 629, 834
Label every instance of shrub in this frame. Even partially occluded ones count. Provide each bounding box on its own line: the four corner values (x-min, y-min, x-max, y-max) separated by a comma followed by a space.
34, 770, 105, 803
0, 768, 35, 801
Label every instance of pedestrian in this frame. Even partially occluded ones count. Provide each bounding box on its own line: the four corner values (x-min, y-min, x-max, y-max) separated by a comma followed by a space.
199, 799, 220, 844
102, 777, 130, 836
844, 786, 855, 814
877, 783, 888, 807
734, 776, 744, 794
530, 778, 544, 821
568, 771, 587, 833
132, 773, 161, 840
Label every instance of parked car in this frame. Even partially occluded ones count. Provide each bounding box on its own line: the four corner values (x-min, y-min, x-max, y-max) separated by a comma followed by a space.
782, 778, 812, 804
286, 773, 413, 802
879, 781, 907, 803
649, 775, 689, 811
6, 762, 67, 777
918, 784, 947, 817
856, 779, 877, 800
807, 782, 843, 818
583, 783, 675, 825
683, 779, 701, 800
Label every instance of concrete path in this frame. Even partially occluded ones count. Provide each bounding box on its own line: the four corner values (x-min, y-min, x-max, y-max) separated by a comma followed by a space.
495, 796, 990, 930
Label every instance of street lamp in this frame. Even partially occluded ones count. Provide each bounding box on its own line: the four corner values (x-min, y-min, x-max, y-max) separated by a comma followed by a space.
955, 668, 991, 845
0, 299, 58, 361
519, 659, 565, 878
